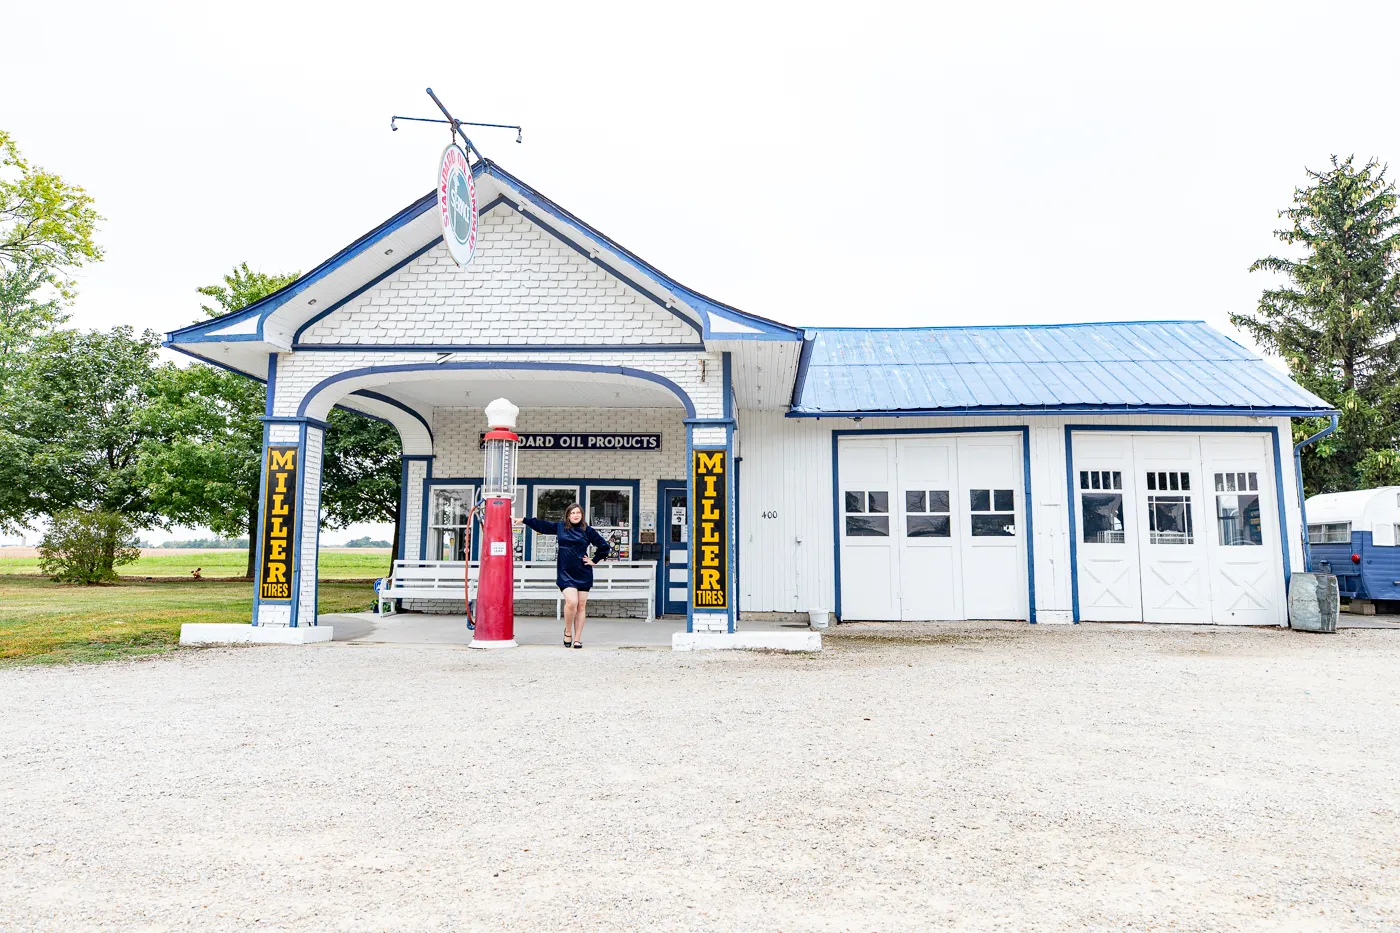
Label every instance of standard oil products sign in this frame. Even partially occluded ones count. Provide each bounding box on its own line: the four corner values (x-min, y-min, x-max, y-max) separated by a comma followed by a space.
478, 432, 661, 451
691, 449, 728, 610
438, 143, 478, 267
258, 447, 299, 601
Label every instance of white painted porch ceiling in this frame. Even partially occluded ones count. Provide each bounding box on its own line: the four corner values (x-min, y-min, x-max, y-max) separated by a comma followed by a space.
374, 373, 682, 411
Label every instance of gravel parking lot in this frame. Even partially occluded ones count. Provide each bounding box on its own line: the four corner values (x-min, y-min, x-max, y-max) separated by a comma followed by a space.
2, 622, 1398, 932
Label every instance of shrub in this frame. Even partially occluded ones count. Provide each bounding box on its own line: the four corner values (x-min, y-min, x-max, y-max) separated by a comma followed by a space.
37, 510, 142, 584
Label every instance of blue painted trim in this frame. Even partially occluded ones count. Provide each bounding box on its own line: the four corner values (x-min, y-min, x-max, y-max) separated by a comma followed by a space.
289, 421, 308, 627
830, 426, 1036, 623
789, 333, 816, 409
260, 414, 332, 432
396, 458, 411, 562
166, 191, 438, 344
721, 352, 733, 421
683, 418, 736, 427
1064, 424, 1294, 623
789, 406, 1337, 419
685, 427, 694, 634
250, 422, 271, 625
1294, 414, 1338, 573
297, 361, 698, 419
727, 423, 736, 633
292, 343, 709, 353
265, 355, 278, 418
655, 480, 688, 617
309, 424, 324, 626
420, 476, 478, 561
734, 455, 742, 624
292, 237, 440, 343
348, 390, 434, 445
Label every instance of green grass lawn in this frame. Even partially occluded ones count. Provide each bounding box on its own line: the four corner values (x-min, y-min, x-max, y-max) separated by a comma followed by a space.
0, 575, 375, 667
0, 548, 392, 579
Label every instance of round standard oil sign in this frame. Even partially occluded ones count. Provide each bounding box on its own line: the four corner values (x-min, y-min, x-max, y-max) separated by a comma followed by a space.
438, 143, 477, 266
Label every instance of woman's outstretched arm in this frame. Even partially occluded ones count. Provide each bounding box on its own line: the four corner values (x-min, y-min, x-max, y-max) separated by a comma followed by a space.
520, 517, 558, 535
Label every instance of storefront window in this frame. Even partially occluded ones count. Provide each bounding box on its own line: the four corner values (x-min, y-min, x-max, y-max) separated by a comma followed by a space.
429, 486, 475, 561
588, 487, 633, 560
531, 486, 578, 561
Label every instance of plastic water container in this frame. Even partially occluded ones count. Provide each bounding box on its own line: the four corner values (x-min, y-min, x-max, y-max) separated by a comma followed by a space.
808, 609, 830, 630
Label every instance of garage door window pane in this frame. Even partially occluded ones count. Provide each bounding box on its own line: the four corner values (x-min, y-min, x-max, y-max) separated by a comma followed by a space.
994, 489, 1015, 511
970, 514, 1015, 536
1148, 496, 1193, 544
845, 491, 865, 513
867, 491, 889, 514
969, 489, 991, 511
907, 515, 951, 537
1216, 494, 1262, 546
970, 487, 1015, 537
929, 490, 950, 513
846, 515, 889, 536
1082, 493, 1125, 544
905, 490, 926, 513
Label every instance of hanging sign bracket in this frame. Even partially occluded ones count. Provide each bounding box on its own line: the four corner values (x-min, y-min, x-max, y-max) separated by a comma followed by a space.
390, 88, 522, 162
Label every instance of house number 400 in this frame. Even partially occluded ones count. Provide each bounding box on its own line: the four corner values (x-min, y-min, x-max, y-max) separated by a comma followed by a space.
761, 510, 778, 519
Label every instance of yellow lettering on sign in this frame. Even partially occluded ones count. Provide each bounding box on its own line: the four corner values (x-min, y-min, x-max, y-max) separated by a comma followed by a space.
697, 451, 724, 474
701, 499, 721, 520
702, 474, 717, 497
701, 522, 719, 544
269, 540, 286, 561
699, 569, 721, 590
270, 517, 288, 538
274, 471, 288, 494
266, 564, 286, 583
271, 494, 289, 516
269, 449, 296, 471
701, 544, 720, 567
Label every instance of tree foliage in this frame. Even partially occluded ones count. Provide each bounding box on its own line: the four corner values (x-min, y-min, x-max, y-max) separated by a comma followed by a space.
0, 327, 163, 537
1230, 155, 1400, 495
0, 130, 103, 300
39, 510, 141, 584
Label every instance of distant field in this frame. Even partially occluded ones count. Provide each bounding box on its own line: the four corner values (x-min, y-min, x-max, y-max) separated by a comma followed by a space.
0, 576, 375, 666
0, 547, 391, 579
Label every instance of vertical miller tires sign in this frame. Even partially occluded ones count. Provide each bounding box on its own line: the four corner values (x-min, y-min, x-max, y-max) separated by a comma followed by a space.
438, 143, 478, 267
691, 450, 728, 610
258, 446, 299, 600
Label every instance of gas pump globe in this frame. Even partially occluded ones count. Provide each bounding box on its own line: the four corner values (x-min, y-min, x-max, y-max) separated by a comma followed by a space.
471, 398, 521, 647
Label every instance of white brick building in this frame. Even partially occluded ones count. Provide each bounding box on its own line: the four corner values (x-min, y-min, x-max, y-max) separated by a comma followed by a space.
168, 158, 1336, 634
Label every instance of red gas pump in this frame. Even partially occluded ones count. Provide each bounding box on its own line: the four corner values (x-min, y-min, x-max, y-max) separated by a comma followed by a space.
470, 398, 521, 648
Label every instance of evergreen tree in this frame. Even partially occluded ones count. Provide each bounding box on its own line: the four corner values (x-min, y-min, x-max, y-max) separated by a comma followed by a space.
1231, 155, 1400, 495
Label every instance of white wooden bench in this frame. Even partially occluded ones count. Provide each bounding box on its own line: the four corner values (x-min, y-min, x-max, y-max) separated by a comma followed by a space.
378, 560, 656, 622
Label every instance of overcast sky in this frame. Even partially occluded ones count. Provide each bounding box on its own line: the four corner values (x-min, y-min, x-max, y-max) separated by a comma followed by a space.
5, 0, 1398, 541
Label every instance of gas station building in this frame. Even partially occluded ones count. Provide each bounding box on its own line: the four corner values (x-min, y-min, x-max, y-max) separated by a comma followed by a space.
166, 159, 1334, 636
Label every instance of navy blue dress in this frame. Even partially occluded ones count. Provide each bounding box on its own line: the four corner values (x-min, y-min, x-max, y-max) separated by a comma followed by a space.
523, 518, 611, 591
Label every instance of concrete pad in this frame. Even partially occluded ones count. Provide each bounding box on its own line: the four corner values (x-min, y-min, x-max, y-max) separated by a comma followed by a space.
180, 623, 334, 645
672, 631, 822, 652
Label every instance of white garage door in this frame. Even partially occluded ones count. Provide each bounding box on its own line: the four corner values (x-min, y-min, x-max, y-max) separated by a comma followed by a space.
1072, 432, 1284, 625
838, 433, 1027, 621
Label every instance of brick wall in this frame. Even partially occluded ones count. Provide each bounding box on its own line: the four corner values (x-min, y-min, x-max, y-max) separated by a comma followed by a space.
299, 208, 698, 347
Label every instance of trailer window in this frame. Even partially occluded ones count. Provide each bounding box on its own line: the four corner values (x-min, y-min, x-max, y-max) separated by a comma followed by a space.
1307, 522, 1350, 544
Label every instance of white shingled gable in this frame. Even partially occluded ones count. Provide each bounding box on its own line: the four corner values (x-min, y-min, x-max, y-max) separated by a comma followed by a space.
298, 206, 699, 347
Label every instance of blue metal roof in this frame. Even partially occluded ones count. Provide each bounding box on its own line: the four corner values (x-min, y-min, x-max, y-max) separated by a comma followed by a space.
790, 321, 1335, 417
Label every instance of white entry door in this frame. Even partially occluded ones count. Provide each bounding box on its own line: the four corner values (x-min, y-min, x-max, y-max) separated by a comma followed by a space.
1202, 435, 1284, 625
1074, 434, 1143, 622
896, 437, 961, 620
958, 436, 1026, 620
838, 433, 1026, 622
838, 439, 900, 621
1133, 435, 1212, 623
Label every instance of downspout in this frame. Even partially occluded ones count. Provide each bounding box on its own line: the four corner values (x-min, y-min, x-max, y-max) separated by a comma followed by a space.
1294, 413, 1339, 573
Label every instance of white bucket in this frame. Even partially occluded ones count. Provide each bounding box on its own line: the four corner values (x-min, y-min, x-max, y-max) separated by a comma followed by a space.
808, 609, 830, 630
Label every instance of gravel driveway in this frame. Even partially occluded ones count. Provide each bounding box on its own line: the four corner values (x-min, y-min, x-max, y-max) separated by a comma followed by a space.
2, 622, 1398, 932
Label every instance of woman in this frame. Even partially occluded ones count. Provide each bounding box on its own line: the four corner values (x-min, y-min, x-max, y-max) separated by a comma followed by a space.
516, 503, 610, 648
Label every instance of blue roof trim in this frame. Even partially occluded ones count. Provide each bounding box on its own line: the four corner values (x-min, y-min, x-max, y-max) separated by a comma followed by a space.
791, 321, 1336, 416
347, 390, 435, 444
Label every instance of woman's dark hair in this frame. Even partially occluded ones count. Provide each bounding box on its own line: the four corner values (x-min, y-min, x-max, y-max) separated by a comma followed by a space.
562, 502, 586, 528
